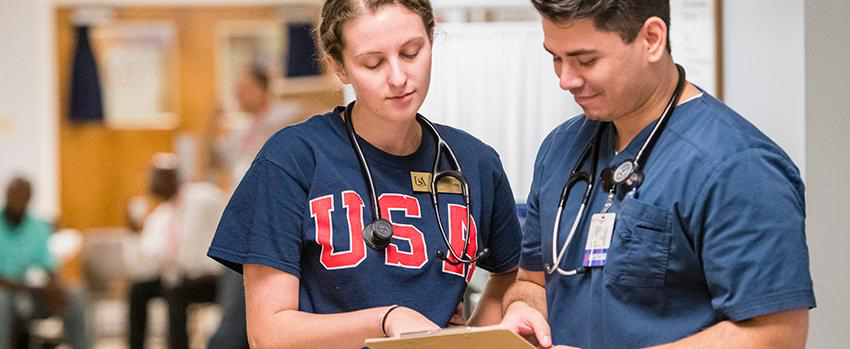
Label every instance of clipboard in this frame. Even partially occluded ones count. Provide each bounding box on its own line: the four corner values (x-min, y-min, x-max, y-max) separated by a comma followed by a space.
365, 325, 535, 349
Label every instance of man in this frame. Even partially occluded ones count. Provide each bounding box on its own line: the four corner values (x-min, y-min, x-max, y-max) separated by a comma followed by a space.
207, 64, 299, 349
500, 1, 815, 348
211, 64, 301, 187
126, 154, 226, 349
0, 177, 89, 349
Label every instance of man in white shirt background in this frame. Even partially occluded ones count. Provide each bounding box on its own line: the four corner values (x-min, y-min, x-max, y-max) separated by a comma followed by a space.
126, 154, 226, 349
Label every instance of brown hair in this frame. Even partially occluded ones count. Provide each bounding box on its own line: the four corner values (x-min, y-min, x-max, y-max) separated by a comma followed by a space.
531, 0, 672, 53
315, 0, 435, 64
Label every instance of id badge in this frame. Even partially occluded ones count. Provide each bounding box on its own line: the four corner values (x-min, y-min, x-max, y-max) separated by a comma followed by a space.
583, 213, 616, 267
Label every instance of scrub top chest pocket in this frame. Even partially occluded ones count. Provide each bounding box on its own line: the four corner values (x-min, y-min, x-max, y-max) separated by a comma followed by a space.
603, 197, 673, 288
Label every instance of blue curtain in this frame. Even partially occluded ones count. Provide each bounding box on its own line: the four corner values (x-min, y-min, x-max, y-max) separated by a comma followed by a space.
69, 25, 104, 122
285, 22, 322, 78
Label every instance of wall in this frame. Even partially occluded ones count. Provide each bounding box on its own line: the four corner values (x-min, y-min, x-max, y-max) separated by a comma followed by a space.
0, 0, 58, 219
805, 0, 850, 346
723, 0, 806, 175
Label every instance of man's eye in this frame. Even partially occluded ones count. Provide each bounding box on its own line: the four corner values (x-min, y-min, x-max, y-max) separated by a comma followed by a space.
579, 58, 597, 66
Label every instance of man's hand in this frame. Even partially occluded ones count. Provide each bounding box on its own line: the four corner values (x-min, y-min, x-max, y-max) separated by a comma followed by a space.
448, 303, 466, 327
0, 277, 25, 292
383, 306, 440, 337
501, 301, 552, 348
31, 277, 69, 315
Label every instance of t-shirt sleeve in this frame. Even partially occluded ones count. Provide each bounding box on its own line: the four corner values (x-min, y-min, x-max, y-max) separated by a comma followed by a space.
476, 159, 522, 273
208, 156, 307, 277
694, 147, 815, 321
519, 135, 554, 272
35, 221, 57, 273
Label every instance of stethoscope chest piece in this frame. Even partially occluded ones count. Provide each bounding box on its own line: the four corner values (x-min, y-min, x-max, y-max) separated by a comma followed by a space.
611, 160, 644, 191
613, 161, 635, 183
363, 219, 393, 250
600, 160, 644, 194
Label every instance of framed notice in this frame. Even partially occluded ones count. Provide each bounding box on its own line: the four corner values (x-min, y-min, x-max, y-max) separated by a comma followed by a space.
670, 0, 723, 99
91, 21, 179, 129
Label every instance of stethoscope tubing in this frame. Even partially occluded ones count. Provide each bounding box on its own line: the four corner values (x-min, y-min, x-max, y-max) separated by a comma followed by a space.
547, 64, 687, 276
344, 101, 486, 268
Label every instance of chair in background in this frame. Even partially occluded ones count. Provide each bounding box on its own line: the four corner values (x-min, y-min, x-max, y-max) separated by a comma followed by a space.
81, 228, 133, 341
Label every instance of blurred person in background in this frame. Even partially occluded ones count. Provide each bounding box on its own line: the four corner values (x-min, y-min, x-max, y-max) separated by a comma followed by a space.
209, 63, 301, 187
206, 64, 300, 349
126, 154, 227, 349
0, 176, 89, 349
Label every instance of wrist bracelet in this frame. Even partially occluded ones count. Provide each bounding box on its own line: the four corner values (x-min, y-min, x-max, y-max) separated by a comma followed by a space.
381, 305, 402, 337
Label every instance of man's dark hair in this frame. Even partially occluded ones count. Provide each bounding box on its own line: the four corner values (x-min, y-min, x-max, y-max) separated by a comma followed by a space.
531, 0, 672, 53
4, 176, 32, 227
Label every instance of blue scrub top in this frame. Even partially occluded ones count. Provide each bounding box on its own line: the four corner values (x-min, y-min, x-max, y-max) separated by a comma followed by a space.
520, 92, 815, 348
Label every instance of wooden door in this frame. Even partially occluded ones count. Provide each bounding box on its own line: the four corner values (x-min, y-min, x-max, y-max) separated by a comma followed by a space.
56, 5, 342, 231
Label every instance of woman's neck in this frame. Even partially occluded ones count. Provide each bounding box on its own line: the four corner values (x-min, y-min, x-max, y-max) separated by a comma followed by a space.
350, 103, 422, 156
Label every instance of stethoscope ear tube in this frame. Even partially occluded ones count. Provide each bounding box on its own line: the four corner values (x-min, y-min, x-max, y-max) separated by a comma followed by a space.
610, 64, 687, 193
344, 101, 385, 225
433, 169, 470, 204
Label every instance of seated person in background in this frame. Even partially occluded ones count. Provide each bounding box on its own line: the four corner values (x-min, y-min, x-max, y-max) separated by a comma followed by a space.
126, 154, 227, 349
0, 176, 89, 349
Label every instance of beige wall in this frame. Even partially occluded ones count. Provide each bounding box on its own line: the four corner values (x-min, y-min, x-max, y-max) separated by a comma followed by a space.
805, 0, 850, 346
0, 0, 58, 219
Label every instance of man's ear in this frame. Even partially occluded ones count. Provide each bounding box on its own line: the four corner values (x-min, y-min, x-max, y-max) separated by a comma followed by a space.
640, 16, 669, 63
328, 55, 350, 84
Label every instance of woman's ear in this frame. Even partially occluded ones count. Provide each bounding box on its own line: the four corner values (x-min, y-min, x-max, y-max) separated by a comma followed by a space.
328, 55, 350, 84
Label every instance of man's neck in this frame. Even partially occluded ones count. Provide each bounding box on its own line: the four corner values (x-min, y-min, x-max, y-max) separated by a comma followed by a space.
612, 66, 683, 152
2, 210, 24, 229
249, 100, 270, 121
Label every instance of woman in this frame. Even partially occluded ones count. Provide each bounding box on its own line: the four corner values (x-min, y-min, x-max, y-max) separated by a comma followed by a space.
208, 1, 522, 347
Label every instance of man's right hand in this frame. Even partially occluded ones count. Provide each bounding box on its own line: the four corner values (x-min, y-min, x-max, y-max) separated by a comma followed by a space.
30, 278, 70, 315
501, 301, 553, 348
0, 277, 25, 292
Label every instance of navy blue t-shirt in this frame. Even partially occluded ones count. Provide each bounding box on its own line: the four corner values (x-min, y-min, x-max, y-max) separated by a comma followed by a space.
520, 92, 816, 348
209, 107, 521, 327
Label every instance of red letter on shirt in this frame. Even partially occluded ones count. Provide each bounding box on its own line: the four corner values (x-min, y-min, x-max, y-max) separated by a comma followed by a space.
379, 194, 428, 269
442, 204, 478, 282
310, 191, 367, 269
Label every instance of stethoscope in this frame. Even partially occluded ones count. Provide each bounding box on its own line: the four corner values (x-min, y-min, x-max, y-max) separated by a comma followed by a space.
343, 101, 490, 268
545, 64, 687, 276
